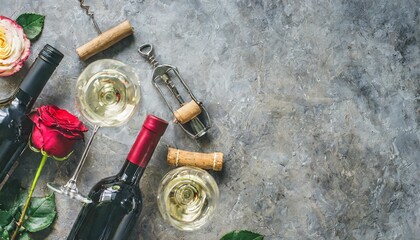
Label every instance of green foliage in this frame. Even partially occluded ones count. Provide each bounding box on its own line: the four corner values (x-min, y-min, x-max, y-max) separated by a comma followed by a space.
0, 211, 12, 226
18, 232, 31, 240
0, 181, 56, 240
221, 230, 264, 240
23, 193, 56, 232
16, 13, 45, 40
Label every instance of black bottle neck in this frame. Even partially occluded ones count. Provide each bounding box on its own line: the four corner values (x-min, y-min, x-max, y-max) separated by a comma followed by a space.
19, 56, 58, 100
117, 160, 145, 185
17, 44, 63, 102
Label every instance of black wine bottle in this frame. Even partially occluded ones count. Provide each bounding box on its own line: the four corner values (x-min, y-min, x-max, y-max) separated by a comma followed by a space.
67, 114, 168, 240
0, 44, 64, 187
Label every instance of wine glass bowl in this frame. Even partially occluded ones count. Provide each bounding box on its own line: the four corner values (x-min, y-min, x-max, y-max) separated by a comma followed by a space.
48, 59, 140, 203
157, 167, 219, 231
76, 59, 140, 127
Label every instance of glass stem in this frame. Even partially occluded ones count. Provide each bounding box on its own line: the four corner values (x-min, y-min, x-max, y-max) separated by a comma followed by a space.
65, 125, 100, 190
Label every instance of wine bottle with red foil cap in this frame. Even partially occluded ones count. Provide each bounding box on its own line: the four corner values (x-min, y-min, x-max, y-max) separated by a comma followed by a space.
67, 115, 168, 240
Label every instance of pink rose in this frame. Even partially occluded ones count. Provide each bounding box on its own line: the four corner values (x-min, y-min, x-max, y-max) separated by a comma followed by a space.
29, 105, 88, 159
0, 16, 30, 77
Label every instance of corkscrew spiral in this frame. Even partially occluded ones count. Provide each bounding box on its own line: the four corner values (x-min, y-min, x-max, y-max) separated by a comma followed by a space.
78, 0, 102, 34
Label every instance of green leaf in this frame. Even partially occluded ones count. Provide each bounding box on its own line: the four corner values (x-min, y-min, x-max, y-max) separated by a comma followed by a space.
19, 232, 31, 240
0, 181, 56, 238
0, 210, 12, 227
23, 193, 56, 232
3, 221, 13, 233
0, 228, 9, 240
1, 220, 14, 240
16, 13, 45, 40
220, 230, 264, 240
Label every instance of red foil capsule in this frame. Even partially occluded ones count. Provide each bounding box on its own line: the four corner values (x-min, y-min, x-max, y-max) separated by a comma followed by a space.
127, 114, 168, 167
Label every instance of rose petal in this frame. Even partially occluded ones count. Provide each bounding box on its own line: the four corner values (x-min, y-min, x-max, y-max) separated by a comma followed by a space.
41, 129, 77, 158
53, 107, 86, 130
30, 124, 44, 152
48, 126, 85, 140
0, 16, 30, 77
38, 106, 58, 127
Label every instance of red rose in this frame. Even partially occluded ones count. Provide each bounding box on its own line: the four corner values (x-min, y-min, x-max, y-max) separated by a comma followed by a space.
28, 105, 88, 159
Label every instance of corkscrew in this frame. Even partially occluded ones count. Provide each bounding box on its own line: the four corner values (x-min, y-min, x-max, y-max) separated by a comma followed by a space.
78, 0, 102, 34
77, 0, 134, 61
138, 44, 211, 139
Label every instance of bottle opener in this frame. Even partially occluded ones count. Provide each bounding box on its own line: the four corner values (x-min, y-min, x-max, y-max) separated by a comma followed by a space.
138, 43, 211, 139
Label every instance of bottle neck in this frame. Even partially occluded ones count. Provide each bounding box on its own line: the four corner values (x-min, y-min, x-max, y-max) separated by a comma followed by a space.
19, 56, 59, 100
117, 160, 145, 185
121, 129, 160, 185
127, 124, 163, 168
120, 115, 168, 184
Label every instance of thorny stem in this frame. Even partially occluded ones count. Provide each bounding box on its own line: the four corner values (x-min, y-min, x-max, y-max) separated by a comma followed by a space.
11, 154, 48, 240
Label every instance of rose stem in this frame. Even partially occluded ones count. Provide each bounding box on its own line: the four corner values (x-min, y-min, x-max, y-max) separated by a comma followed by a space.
11, 154, 48, 240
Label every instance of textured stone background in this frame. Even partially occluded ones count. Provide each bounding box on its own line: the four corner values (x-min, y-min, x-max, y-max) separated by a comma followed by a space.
1, 0, 419, 239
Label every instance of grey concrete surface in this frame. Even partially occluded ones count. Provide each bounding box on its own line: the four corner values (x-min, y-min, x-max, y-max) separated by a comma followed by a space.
1, 0, 419, 239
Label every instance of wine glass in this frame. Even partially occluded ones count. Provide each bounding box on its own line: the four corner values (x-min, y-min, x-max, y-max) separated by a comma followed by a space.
47, 59, 140, 203
157, 167, 219, 231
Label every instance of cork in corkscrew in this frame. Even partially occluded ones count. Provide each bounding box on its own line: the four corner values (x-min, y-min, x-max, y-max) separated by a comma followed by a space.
173, 100, 202, 124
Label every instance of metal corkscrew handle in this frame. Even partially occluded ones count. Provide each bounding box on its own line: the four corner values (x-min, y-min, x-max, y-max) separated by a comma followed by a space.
138, 44, 184, 104
138, 44, 159, 68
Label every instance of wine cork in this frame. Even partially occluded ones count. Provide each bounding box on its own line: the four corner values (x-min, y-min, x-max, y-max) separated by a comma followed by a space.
76, 20, 134, 61
173, 100, 202, 124
167, 147, 223, 171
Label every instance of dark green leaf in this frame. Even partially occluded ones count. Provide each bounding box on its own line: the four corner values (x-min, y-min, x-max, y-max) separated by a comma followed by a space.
3, 221, 13, 232
220, 230, 264, 240
19, 232, 31, 240
0, 208, 17, 240
0, 228, 9, 240
16, 13, 45, 40
0, 210, 12, 227
23, 193, 56, 232
0, 181, 56, 237
1, 220, 14, 240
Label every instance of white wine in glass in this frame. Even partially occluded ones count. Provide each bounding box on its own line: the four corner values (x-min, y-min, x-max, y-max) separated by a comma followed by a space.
157, 167, 219, 231
77, 59, 140, 127
48, 59, 140, 203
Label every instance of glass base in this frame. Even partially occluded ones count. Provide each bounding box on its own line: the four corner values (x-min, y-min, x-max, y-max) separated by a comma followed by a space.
47, 182, 92, 204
